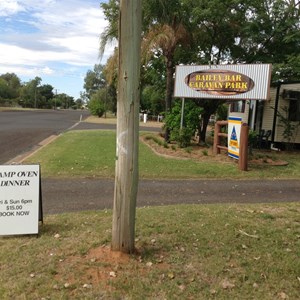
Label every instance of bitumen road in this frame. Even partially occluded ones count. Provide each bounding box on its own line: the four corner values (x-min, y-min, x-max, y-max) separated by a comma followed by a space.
42, 178, 300, 214
0, 109, 90, 164
0, 109, 160, 164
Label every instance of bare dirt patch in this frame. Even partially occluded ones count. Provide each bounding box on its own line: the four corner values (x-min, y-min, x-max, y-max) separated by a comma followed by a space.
249, 158, 288, 166
55, 245, 170, 292
55, 246, 131, 286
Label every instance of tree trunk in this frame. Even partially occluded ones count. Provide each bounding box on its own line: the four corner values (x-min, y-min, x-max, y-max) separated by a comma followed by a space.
199, 113, 210, 143
196, 99, 224, 144
112, 0, 141, 254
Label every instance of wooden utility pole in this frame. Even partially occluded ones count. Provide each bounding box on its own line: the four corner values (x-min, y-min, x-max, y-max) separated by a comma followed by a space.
111, 0, 141, 253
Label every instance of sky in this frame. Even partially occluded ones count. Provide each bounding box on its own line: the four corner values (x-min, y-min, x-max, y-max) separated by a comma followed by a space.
0, 0, 114, 99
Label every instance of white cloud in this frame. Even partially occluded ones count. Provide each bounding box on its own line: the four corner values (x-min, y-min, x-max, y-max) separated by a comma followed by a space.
0, 0, 114, 98
0, 64, 54, 77
41, 66, 54, 75
0, 0, 25, 16
0, 0, 110, 72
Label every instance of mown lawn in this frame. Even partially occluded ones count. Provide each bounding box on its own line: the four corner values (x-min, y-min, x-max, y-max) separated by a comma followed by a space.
7, 129, 298, 299
0, 203, 299, 299
25, 130, 300, 179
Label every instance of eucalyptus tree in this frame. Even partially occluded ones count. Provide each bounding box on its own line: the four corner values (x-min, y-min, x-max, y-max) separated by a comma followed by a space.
180, 0, 300, 142
0, 73, 21, 102
235, 0, 300, 81
0, 78, 10, 104
103, 48, 118, 114
99, 0, 300, 144
83, 62, 118, 113
181, 0, 249, 142
38, 84, 54, 108
140, 54, 166, 115
19, 76, 42, 108
55, 93, 74, 109
83, 64, 107, 99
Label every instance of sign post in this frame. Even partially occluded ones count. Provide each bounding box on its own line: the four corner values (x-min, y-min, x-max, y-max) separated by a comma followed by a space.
239, 124, 249, 171
173, 64, 271, 171
0, 164, 42, 236
228, 117, 242, 159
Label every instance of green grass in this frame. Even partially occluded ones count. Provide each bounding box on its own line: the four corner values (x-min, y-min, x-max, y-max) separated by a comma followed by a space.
28, 130, 117, 178
0, 107, 35, 111
4, 130, 300, 298
25, 130, 300, 179
0, 203, 299, 299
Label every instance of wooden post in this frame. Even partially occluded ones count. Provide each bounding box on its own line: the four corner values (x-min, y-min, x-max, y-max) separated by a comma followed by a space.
213, 121, 228, 155
112, 0, 141, 253
213, 122, 221, 155
239, 123, 249, 171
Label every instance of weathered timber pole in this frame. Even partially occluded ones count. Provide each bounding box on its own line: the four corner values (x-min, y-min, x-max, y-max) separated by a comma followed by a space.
111, 0, 142, 253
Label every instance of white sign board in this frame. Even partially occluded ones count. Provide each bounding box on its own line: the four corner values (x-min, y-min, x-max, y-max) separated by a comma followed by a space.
174, 64, 272, 100
228, 117, 242, 159
0, 164, 41, 235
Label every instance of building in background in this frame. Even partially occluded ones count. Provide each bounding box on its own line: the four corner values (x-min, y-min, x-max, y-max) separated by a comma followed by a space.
228, 82, 300, 150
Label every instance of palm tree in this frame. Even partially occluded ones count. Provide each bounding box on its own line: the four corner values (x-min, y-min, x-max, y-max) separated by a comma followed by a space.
99, 0, 190, 140
142, 21, 190, 141
99, 0, 119, 60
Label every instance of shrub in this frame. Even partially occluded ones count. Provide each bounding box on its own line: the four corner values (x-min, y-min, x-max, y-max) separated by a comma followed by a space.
248, 130, 258, 155
276, 106, 300, 150
165, 100, 203, 147
202, 149, 208, 156
184, 146, 193, 153
88, 98, 105, 117
170, 128, 194, 148
88, 89, 110, 117
163, 142, 169, 148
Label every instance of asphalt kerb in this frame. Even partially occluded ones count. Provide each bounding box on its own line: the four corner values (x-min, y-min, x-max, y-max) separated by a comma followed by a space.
6, 134, 59, 165
5, 119, 84, 165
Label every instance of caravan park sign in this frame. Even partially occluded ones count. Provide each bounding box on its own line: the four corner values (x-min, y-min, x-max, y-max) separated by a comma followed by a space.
174, 64, 271, 100
185, 69, 254, 95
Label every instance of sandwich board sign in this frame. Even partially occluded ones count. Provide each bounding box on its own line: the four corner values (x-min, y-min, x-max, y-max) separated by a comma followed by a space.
0, 164, 42, 236
228, 117, 242, 159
